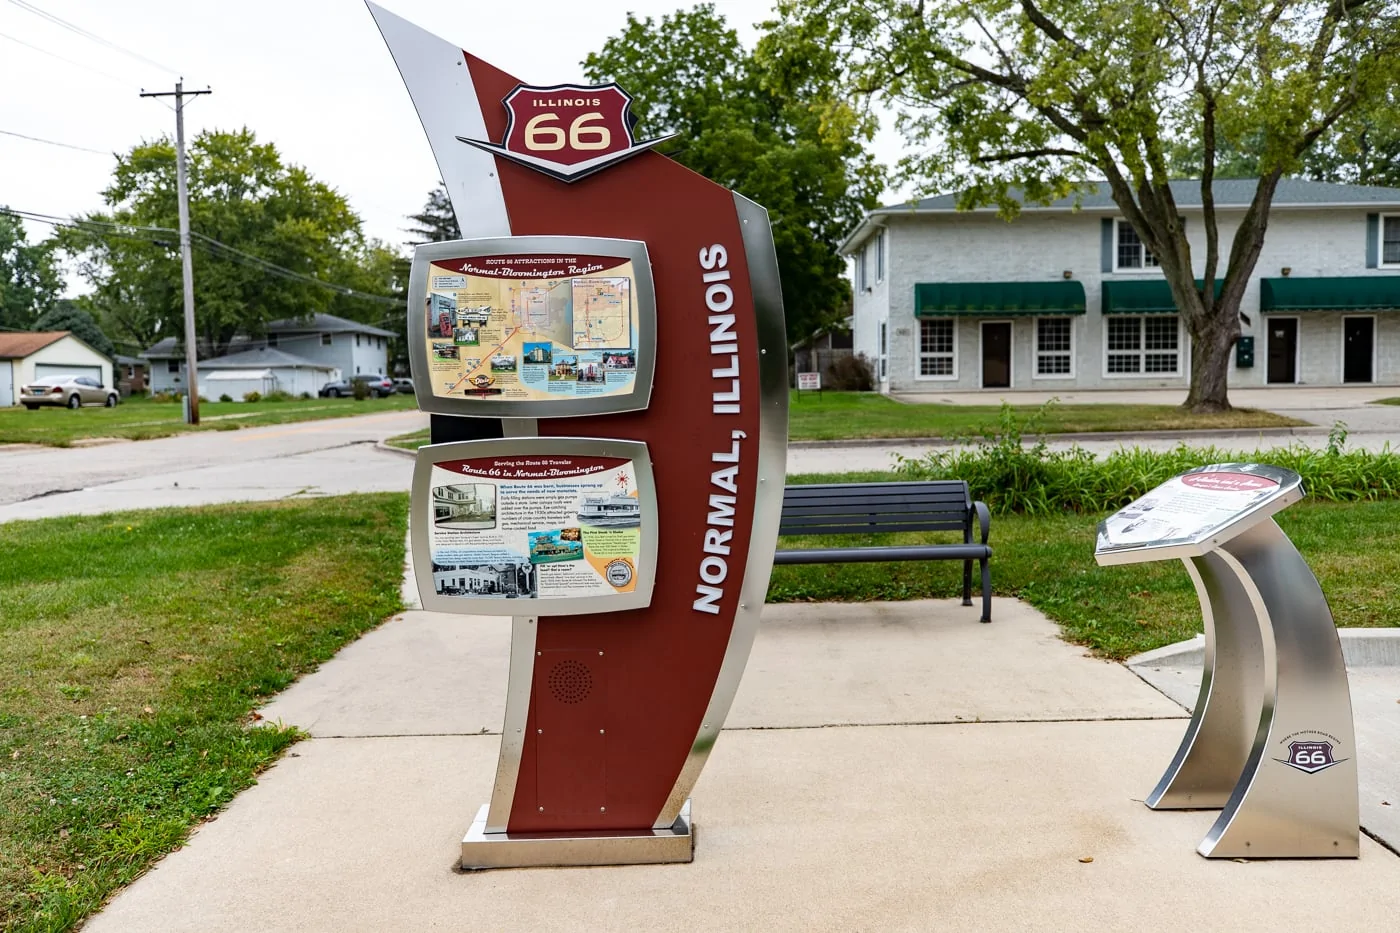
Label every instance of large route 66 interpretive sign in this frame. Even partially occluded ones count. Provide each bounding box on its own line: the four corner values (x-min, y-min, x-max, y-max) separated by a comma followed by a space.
368, 3, 788, 868
1096, 464, 1359, 858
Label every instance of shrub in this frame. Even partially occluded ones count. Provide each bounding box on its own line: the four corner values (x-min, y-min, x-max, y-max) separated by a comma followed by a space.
824, 352, 875, 391
299, 391, 312, 400
894, 403, 1400, 515
351, 379, 371, 401
218, 393, 233, 403
263, 389, 295, 402
244, 391, 262, 403
150, 391, 182, 404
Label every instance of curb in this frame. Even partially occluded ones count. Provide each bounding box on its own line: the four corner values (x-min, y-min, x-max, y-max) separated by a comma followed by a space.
788, 425, 1327, 450
1126, 628, 1400, 670
376, 439, 417, 459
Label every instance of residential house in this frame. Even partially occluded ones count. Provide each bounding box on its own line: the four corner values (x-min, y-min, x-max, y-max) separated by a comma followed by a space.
842, 179, 1400, 394
196, 347, 337, 400
0, 331, 114, 407
143, 313, 394, 394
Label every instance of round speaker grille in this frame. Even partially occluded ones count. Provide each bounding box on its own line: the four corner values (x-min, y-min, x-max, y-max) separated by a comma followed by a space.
547, 659, 593, 705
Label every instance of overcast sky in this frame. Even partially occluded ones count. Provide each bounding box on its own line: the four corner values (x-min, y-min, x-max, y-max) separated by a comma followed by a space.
0, 0, 906, 294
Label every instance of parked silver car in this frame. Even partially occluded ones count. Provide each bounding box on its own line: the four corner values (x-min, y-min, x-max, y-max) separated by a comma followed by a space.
20, 374, 119, 409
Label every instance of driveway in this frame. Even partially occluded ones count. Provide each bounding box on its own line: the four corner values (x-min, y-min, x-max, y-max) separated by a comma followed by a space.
0, 410, 427, 523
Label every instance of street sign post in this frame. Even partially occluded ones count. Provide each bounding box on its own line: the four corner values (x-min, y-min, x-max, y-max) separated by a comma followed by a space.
370, 2, 788, 869
1096, 463, 1359, 858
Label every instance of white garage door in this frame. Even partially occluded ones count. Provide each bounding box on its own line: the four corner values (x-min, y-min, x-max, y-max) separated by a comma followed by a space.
35, 363, 103, 383
0, 362, 12, 407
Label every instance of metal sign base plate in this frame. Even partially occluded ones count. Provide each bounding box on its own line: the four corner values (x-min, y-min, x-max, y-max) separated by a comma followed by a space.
460, 800, 694, 870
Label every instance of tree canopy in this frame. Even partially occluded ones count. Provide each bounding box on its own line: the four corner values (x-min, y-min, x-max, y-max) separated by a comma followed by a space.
61, 128, 401, 358
584, 4, 886, 341
0, 210, 62, 332
405, 182, 460, 244
769, 0, 1400, 410
34, 300, 116, 360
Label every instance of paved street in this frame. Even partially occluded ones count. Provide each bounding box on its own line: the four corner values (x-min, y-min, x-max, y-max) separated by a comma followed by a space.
0, 409, 426, 523
7, 388, 1400, 523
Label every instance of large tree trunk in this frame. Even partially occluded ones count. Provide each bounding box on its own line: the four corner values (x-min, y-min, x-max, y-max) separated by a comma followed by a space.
1184, 317, 1237, 413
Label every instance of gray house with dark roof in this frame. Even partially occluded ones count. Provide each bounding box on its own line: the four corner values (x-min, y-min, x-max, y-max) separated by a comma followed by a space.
143, 313, 394, 395
841, 179, 1400, 394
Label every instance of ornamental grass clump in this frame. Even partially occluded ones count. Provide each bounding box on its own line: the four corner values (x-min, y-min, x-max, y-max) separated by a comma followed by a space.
895, 404, 1400, 515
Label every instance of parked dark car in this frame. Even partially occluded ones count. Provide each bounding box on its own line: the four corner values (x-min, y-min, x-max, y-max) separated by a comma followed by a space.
392, 377, 415, 394
319, 374, 394, 398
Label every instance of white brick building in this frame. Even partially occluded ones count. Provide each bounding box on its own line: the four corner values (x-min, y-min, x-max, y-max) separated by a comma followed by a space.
842, 179, 1400, 393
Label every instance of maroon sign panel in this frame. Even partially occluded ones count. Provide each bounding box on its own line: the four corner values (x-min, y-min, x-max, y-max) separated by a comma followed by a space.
462, 56, 773, 834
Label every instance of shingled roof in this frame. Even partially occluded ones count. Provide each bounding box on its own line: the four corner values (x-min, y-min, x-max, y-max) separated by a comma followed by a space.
0, 331, 69, 359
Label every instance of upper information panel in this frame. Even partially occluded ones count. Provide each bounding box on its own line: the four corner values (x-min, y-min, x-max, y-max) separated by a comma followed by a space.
408, 236, 657, 418
1095, 463, 1303, 565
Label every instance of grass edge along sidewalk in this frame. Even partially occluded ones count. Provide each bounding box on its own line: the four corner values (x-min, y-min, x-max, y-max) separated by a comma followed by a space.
382, 392, 1305, 450
0, 494, 407, 933
0, 394, 420, 448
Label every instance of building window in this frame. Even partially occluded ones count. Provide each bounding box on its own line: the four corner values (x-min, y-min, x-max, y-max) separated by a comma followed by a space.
875, 230, 885, 282
878, 321, 888, 379
356, 334, 362, 347
267, 334, 279, 348
321, 333, 333, 346
1383, 215, 1400, 267
1115, 220, 1159, 270
1106, 316, 1180, 375
918, 318, 955, 377
167, 360, 180, 374
1035, 317, 1073, 376
856, 246, 867, 291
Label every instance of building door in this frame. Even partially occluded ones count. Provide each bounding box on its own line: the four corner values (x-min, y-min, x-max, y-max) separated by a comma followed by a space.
1266, 318, 1297, 384
981, 322, 1011, 388
877, 320, 888, 384
1343, 317, 1374, 383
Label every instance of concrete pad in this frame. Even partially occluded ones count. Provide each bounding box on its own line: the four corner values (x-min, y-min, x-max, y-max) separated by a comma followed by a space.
258, 611, 508, 737
1129, 642, 1400, 854
86, 720, 1400, 933
730, 599, 1186, 727
257, 600, 1183, 738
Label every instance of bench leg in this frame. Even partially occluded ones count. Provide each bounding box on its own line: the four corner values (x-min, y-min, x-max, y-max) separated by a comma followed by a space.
961, 559, 973, 607
979, 557, 992, 623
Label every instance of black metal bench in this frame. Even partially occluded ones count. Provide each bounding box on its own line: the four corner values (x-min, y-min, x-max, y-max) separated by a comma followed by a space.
774, 481, 993, 623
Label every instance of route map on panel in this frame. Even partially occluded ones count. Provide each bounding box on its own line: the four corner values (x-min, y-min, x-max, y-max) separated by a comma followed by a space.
420, 253, 639, 404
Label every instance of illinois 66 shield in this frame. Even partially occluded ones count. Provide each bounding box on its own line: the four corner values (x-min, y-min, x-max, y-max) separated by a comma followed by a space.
458, 82, 675, 182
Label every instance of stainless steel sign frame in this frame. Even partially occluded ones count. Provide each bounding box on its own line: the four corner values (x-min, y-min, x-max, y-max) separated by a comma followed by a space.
1096, 463, 1359, 858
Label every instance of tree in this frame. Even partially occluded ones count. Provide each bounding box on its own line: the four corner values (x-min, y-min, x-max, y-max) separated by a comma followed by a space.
33, 300, 117, 360
61, 128, 397, 357
584, 4, 886, 341
770, 0, 1400, 411
0, 210, 62, 331
405, 182, 460, 244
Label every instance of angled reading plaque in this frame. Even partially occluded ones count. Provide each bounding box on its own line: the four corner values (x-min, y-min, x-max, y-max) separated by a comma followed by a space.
1094, 463, 1302, 565
408, 236, 657, 418
411, 436, 658, 616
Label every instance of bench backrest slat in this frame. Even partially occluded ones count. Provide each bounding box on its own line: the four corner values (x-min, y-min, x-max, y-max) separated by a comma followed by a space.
779, 481, 973, 537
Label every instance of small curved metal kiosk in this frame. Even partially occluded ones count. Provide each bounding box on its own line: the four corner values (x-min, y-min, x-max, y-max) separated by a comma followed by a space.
1095, 464, 1358, 858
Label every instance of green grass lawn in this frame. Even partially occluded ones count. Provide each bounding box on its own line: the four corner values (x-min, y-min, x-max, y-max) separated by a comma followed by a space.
770, 480, 1400, 659
0, 495, 407, 932
382, 393, 1304, 451
788, 391, 1305, 441
0, 393, 420, 447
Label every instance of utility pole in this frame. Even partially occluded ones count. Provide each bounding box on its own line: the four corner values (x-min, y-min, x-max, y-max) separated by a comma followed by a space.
141, 80, 211, 424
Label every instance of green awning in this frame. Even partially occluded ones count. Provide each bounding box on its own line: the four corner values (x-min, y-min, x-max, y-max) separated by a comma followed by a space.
914, 281, 1085, 317
1101, 279, 1224, 314
1261, 276, 1400, 311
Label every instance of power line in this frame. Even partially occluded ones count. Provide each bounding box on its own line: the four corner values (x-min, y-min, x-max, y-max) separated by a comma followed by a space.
0, 127, 112, 155
0, 28, 135, 85
0, 207, 401, 306
5, 0, 180, 77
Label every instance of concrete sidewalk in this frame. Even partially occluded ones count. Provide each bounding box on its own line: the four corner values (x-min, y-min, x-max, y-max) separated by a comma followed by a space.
85, 599, 1400, 933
